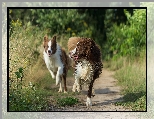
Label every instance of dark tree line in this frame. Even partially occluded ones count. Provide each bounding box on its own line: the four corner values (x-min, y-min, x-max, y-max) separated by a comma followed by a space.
9, 7, 146, 59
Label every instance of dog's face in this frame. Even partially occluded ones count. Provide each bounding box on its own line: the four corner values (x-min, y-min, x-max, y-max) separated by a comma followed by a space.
69, 47, 79, 61
43, 35, 57, 57
69, 41, 88, 61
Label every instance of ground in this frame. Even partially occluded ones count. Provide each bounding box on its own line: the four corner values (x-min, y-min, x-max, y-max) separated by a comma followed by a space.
48, 69, 132, 111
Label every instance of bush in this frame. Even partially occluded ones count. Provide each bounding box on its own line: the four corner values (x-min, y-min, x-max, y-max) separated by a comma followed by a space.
105, 9, 146, 60
9, 21, 48, 111
9, 68, 48, 111
9, 19, 47, 80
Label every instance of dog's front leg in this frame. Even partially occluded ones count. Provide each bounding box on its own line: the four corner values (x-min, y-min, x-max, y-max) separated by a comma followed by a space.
56, 67, 63, 85
72, 76, 81, 92
49, 70, 56, 79
56, 67, 63, 93
86, 80, 94, 107
58, 81, 63, 93
72, 79, 77, 92
76, 79, 81, 92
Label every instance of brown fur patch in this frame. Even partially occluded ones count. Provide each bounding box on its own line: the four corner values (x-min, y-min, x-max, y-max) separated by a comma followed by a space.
43, 35, 49, 53
50, 36, 57, 55
67, 37, 81, 52
60, 48, 71, 92
43, 35, 57, 55
60, 49, 68, 75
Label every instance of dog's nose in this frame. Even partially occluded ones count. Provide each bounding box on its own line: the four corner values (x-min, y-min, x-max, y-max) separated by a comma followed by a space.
48, 50, 51, 53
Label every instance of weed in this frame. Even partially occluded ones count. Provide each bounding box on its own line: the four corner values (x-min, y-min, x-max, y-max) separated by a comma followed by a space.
57, 97, 79, 107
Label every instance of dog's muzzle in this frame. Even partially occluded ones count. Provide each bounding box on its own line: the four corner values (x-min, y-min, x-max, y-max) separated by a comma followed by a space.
48, 50, 52, 57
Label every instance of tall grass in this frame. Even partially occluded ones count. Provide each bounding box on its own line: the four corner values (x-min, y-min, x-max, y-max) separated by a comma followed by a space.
105, 51, 146, 111
9, 23, 49, 111
9, 23, 79, 111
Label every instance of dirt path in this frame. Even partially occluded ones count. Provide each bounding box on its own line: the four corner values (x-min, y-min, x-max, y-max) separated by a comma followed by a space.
49, 69, 132, 111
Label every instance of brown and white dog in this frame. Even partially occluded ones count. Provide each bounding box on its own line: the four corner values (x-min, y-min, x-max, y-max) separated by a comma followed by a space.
68, 37, 103, 106
43, 35, 70, 93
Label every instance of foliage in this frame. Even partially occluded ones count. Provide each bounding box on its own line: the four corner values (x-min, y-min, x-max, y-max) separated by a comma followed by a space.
30, 9, 107, 48
9, 21, 49, 111
9, 9, 126, 54
9, 68, 48, 111
9, 84, 48, 111
104, 9, 146, 60
115, 93, 146, 111
57, 97, 78, 107
9, 19, 47, 79
114, 56, 146, 111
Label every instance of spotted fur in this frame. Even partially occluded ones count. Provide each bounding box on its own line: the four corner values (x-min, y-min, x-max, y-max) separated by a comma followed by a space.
68, 37, 103, 106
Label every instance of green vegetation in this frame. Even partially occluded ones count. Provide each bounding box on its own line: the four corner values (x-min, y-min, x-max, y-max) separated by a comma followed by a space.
57, 97, 79, 107
9, 7, 146, 111
114, 57, 146, 111
9, 67, 48, 111
104, 8, 146, 111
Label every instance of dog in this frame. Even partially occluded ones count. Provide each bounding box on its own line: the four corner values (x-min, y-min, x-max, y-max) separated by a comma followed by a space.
68, 37, 103, 106
43, 35, 70, 93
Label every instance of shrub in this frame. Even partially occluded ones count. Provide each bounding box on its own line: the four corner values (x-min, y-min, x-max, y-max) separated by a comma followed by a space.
9, 68, 48, 111
57, 97, 79, 107
9, 21, 48, 111
105, 9, 146, 60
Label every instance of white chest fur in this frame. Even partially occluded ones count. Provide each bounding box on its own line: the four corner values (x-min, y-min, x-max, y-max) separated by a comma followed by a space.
43, 45, 64, 72
74, 59, 93, 85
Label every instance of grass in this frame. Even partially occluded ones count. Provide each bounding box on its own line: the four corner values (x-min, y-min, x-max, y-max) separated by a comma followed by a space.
9, 60, 79, 111
105, 54, 146, 111
9, 82, 48, 111
9, 24, 80, 111
104, 56, 126, 71
22, 57, 78, 111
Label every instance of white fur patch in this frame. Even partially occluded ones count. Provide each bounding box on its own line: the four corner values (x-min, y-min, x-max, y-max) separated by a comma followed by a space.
69, 47, 77, 58
47, 40, 52, 54
74, 59, 93, 84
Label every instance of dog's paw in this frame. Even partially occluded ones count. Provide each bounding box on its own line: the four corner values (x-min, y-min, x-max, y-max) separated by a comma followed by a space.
86, 97, 92, 107
58, 89, 62, 93
76, 88, 81, 92
64, 90, 67, 93
58, 87, 63, 93
72, 89, 75, 92
52, 75, 56, 79
49, 71, 56, 79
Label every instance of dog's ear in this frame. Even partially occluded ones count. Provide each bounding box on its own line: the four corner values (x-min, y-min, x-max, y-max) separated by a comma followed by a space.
44, 35, 49, 42
51, 35, 57, 44
52, 36, 56, 42
43, 35, 49, 48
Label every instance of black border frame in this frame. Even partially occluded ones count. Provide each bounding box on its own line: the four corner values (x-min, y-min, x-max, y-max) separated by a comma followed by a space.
7, 6, 147, 112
